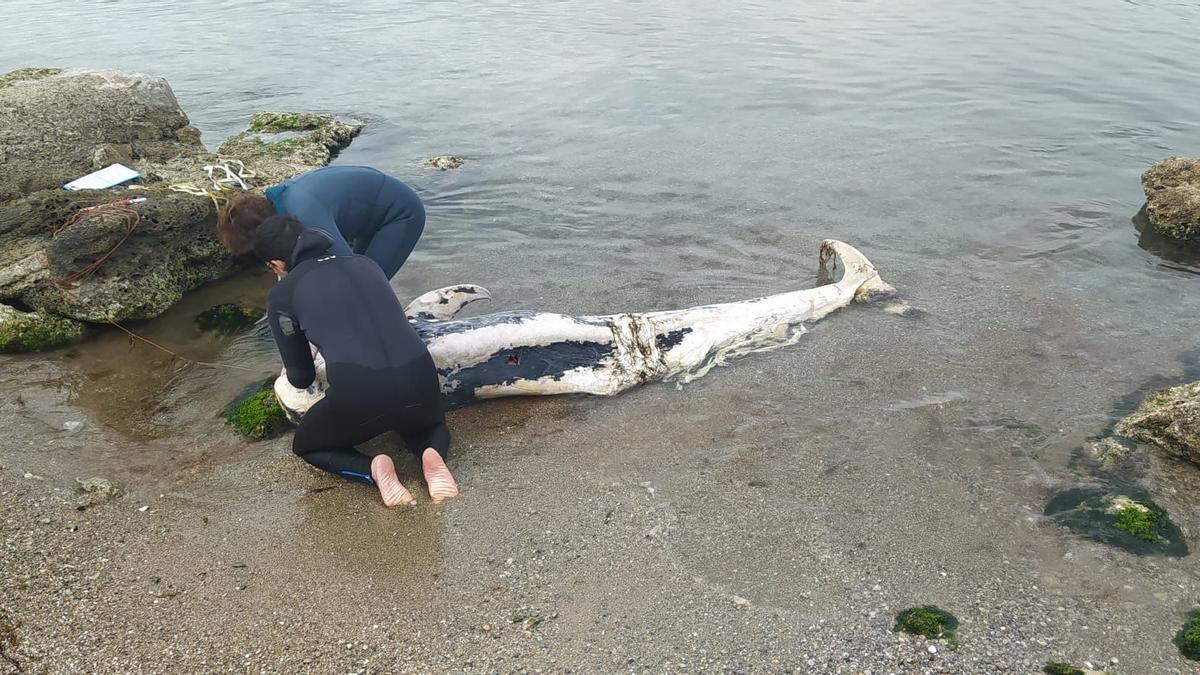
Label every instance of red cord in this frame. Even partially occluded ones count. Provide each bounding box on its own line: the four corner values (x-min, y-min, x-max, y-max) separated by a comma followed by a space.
53, 199, 142, 287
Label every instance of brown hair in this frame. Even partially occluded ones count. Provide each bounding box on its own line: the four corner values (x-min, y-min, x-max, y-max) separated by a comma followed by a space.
216, 194, 275, 255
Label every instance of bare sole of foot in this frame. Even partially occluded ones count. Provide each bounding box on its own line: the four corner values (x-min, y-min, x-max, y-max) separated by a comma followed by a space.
371, 454, 415, 507
422, 448, 459, 502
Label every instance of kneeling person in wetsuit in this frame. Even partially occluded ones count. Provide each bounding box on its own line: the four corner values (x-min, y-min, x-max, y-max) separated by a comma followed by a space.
255, 215, 457, 505
219, 165, 425, 280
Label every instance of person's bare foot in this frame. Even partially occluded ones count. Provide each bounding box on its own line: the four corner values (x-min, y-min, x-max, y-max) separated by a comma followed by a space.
371, 454, 415, 507
421, 448, 459, 502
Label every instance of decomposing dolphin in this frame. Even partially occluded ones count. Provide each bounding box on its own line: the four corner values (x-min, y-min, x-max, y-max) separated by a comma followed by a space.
275, 239, 897, 420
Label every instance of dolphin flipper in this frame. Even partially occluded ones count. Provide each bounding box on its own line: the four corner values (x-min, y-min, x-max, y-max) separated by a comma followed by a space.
405, 284, 492, 321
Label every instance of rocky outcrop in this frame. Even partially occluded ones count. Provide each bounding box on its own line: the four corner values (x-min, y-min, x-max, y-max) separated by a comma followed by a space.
0, 68, 362, 349
1141, 156, 1200, 244
217, 111, 363, 183
1117, 382, 1200, 465
0, 69, 204, 202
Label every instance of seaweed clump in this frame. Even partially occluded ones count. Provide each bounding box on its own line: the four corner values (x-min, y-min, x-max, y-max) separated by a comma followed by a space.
220, 378, 290, 442
1042, 662, 1084, 675
1111, 499, 1160, 541
894, 605, 958, 649
196, 303, 260, 335
1177, 609, 1200, 661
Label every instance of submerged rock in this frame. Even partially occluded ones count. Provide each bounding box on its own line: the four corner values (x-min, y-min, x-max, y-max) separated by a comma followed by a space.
75, 476, 122, 499
1141, 156, 1200, 244
0, 302, 84, 352
220, 378, 290, 442
1068, 435, 1140, 480
1043, 486, 1187, 556
0, 68, 363, 350
1116, 382, 1200, 465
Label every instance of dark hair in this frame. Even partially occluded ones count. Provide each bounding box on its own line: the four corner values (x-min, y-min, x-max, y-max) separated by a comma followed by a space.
253, 215, 305, 265
216, 194, 275, 255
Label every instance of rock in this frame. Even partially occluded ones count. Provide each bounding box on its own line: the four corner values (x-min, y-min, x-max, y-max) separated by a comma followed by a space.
1116, 381, 1200, 464
2, 189, 236, 323
1141, 156, 1200, 243
75, 476, 121, 499
0, 68, 363, 347
1083, 436, 1132, 470
0, 69, 203, 203
425, 155, 464, 170
0, 301, 84, 352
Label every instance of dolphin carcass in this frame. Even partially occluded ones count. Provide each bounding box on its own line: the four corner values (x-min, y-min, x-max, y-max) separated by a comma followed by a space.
274, 240, 898, 420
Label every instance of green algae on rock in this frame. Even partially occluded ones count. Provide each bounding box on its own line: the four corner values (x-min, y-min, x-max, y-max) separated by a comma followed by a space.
196, 303, 261, 335
1177, 609, 1200, 661
1116, 381, 1200, 465
247, 112, 331, 133
1043, 487, 1187, 556
0, 67, 62, 89
1110, 497, 1160, 541
218, 112, 363, 182
1042, 663, 1084, 675
220, 378, 290, 442
894, 605, 958, 648
0, 302, 85, 353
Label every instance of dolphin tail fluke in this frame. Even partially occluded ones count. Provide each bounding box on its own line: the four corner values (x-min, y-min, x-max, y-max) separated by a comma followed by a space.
819, 239, 894, 301
819, 239, 910, 315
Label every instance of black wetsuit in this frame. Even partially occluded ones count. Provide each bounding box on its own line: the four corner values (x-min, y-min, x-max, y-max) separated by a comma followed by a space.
267, 229, 449, 484
265, 166, 425, 279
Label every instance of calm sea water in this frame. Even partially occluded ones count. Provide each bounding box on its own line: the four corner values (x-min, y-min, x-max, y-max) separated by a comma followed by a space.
4, 0, 1200, 480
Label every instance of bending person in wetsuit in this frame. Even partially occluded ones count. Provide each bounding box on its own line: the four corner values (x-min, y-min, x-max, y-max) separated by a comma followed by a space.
254, 214, 458, 506
218, 165, 425, 279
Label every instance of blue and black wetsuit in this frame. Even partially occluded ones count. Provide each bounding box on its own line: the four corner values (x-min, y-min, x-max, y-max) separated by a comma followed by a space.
267, 229, 449, 484
265, 165, 426, 279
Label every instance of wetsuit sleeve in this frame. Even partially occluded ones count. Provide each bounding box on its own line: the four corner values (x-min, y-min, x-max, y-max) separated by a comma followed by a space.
267, 288, 316, 389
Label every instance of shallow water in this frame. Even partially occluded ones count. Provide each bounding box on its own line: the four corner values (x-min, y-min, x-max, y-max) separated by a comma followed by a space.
5, 0, 1200, 669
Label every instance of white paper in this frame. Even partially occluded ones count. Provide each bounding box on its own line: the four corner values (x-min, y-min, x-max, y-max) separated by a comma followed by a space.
63, 163, 140, 191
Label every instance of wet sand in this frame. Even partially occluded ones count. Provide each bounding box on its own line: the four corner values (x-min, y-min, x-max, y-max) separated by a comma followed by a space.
3, 263, 1200, 674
